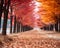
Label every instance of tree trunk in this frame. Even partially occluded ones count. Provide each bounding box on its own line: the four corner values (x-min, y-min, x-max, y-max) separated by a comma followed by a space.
10, 16, 13, 33
43, 26, 47, 30
16, 22, 20, 33
46, 26, 49, 30
13, 16, 16, 33
2, 0, 10, 35
58, 15, 60, 32
10, 6, 13, 33
18, 22, 20, 32
49, 25, 53, 31
20, 24, 23, 32
20, 23, 21, 32
59, 23, 60, 32
0, 0, 4, 29
55, 22, 58, 32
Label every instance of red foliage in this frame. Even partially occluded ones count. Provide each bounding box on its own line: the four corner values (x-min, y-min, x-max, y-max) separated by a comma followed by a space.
10, 0, 60, 28
14, 1, 44, 28
11, 0, 33, 6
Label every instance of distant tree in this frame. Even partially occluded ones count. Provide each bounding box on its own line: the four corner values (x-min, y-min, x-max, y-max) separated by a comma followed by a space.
2, 0, 10, 35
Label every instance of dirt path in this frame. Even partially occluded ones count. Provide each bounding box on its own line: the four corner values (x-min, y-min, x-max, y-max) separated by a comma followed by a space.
0, 30, 60, 48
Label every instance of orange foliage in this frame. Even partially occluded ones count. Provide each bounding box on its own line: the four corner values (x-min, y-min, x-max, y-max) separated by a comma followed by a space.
37, 0, 60, 24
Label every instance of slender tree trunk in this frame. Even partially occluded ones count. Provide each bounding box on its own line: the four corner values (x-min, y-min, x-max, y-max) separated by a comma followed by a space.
2, 0, 10, 35
20, 23, 21, 32
23, 26, 25, 32
59, 17, 60, 32
55, 16, 59, 32
58, 15, 60, 32
13, 16, 16, 33
16, 22, 20, 33
18, 22, 20, 32
55, 22, 58, 32
46, 26, 49, 31
20, 24, 22, 32
0, 0, 4, 29
59, 23, 60, 32
49, 25, 53, 31
10, 16, 13, 33
43, 26, 47, 30
10, 6, 13, 33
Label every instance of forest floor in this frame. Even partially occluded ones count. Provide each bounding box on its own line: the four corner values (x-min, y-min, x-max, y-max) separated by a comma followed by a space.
0, 30, 60, 48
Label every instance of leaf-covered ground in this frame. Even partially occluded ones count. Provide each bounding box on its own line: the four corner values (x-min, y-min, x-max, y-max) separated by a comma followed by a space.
0, 30, 60, 48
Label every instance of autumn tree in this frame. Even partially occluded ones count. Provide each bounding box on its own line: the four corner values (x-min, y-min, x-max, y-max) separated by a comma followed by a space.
2, 0, 11, 35
0, 0, 4, 29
